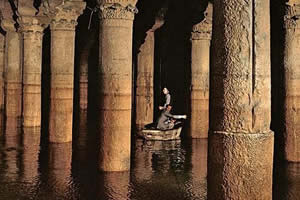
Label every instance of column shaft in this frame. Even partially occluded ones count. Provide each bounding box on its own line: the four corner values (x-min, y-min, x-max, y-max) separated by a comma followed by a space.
17, 4, 45, 127
98, 3, 137, 171
208, 0, 274, 199
190, 39, 209, 138
5, 30, 22, 120
79, 48, 89, 110
49, 29, 76, 143
0, 34, 5, 125
190, 12, 212, 138
136, 31, 154, 130
22, 31, 43, 127
44, 1, 85, 143
283, 3, 300, 162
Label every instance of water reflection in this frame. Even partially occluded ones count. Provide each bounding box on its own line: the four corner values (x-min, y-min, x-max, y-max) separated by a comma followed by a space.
47, 142, 73, 199
274, 162, 300, 200
190, 139, 207, 199
0, 121, 299, 200
99, 172, 130, 200
21, 127, 41, 183
130, 139, 207, 200
2, 117, 22, 181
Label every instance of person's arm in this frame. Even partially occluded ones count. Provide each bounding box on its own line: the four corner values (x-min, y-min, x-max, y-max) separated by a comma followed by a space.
172, 114, 187, 119
164, 112, 187, 119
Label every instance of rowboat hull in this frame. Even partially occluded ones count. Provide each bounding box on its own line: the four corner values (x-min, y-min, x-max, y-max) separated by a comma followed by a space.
138, 123, 183, 141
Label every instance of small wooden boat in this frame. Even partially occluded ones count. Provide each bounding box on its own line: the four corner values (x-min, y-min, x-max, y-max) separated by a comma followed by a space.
138, 122, 183, 141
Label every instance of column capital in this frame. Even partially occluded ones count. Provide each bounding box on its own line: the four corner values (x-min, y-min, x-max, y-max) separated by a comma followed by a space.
1, 19, 17, 32
191, 3, 213, 40
98, 3, 138, 20
18, 16, 45, 34
17, 5, 50, 34
0, 1, 17, 32
191, 19, 212, 40
43, 0, 86, 31
148, 18, 164, 33
98, 0, 138, 7
284, 3, 300, 29
148, 6, 167, 33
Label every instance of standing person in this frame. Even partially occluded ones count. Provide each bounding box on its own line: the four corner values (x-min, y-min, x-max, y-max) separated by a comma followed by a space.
157, 105, 187, 130
159, 87, 171, 110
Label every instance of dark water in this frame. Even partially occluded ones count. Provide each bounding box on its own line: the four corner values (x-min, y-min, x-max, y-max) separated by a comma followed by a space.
0, 115, 299, 200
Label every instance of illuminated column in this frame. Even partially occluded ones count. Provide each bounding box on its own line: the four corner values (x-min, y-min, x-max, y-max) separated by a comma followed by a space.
189, 4, 212, 138
208, 0, 274, 199
43, 0, 86, 143
1, 3, 22, 121
135, 18, 164, 130
18, 4, 47, 127
283, 1, 300, 162
0, 33, 5, 126
97, 0, 138, 171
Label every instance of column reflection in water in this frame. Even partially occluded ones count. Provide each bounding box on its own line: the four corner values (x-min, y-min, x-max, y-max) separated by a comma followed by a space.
131, 139, 194, 199
3, 117, 21, 181
274, 163, 300, 200
72, 110, 95, 170
285, 164, 300, 200
132, 139, 153, 182
21, 127, 40, 183
190, 139, 207, 199
48, 142, 72, 198
98, 171, 130, 200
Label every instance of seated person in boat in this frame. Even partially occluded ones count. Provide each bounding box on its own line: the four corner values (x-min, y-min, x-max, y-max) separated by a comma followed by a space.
159, 87, 171, 110
157, 104, 187, 130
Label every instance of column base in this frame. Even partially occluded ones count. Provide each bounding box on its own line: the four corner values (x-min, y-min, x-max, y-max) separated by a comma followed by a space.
208, 130, 274, 200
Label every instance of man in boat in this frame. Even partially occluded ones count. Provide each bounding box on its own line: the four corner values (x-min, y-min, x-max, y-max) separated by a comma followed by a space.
157, 104, 187, 130
159, 87, 171, 110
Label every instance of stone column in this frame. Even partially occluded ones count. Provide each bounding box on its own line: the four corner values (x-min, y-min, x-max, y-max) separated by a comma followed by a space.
189, 4, 212, 138
79, 46, 89, 111
208, 0, 274, 199
18, 6, 46, 127
44, 1, 86, 143
97, 0, 138, 171
0, 34, 5, 126
1, 13, 22, 122
283, 2, 300, 162
135, 19, 163, 130
135, 30, 154, 130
